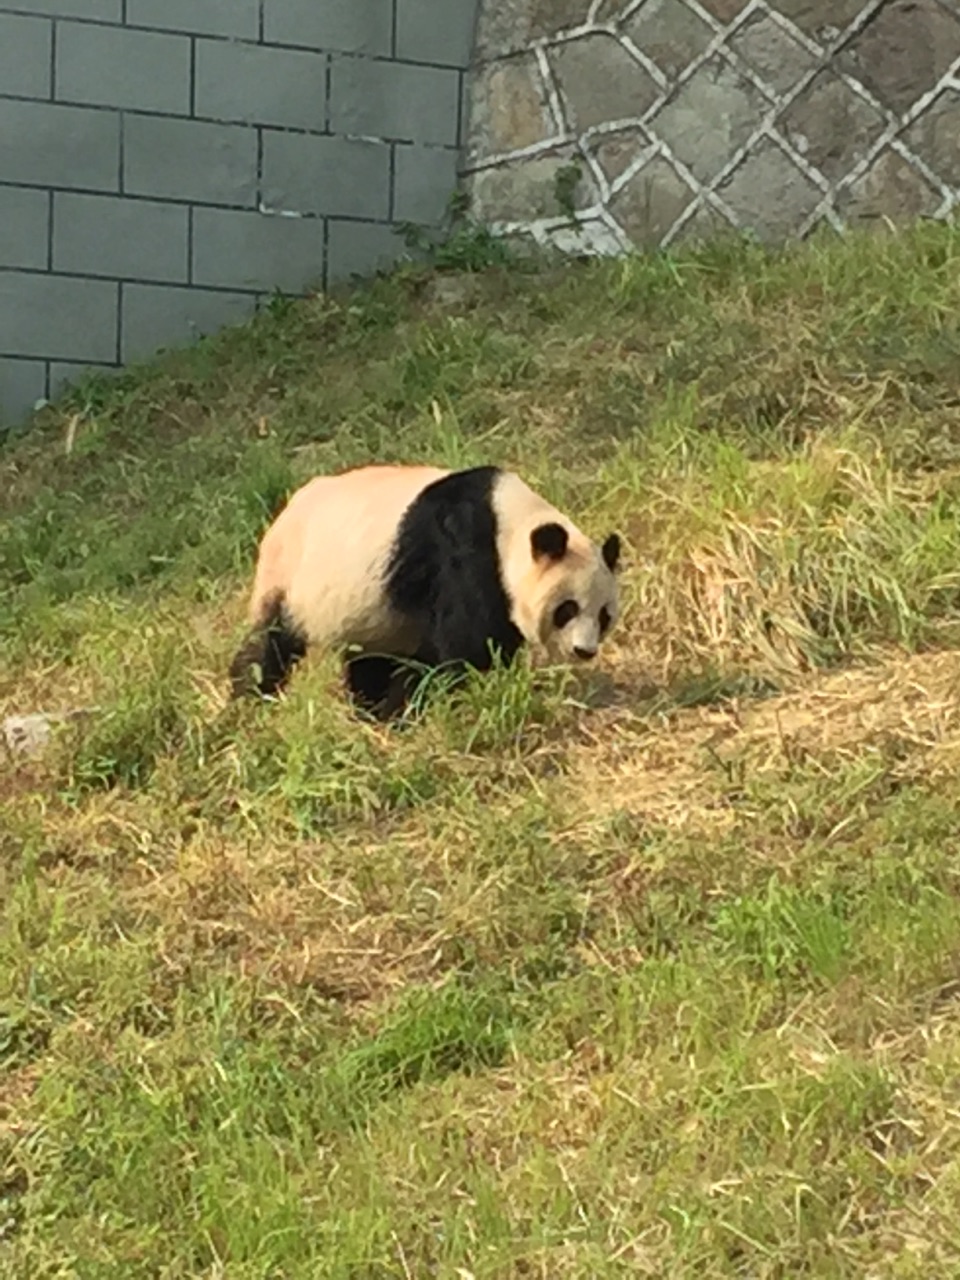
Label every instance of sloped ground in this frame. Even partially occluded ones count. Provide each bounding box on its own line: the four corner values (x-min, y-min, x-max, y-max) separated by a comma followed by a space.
4, 226, 960, 1276
570, 647, 960, 834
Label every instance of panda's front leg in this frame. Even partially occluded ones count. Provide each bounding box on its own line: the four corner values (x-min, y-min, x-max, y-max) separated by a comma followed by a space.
344, 652, 418, 721
426, 591, 525, 677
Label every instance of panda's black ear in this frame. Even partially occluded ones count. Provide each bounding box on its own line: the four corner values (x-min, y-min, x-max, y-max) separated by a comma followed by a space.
602, 533, 621, 572
531, 522, 569, 562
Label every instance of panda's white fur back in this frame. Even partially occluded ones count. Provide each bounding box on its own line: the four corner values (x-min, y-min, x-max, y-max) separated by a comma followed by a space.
248, 464, 447, 654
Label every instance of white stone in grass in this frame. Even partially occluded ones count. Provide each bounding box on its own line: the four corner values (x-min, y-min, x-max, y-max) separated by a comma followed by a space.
2, 708, 99, 759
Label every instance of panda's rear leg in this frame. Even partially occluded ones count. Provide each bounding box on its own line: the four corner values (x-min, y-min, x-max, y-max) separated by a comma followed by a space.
229, 595, 307, 698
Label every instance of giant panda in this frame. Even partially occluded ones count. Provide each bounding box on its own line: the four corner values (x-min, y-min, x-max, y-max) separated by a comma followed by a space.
229, 463, 622, 719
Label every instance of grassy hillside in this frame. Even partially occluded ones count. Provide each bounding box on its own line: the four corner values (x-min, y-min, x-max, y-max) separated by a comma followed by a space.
4, 225, 960, 1277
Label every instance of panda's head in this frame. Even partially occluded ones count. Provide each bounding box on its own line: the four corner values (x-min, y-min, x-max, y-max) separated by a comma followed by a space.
515, 521, 621, 664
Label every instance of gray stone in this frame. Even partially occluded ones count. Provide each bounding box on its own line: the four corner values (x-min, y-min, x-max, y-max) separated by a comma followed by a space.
468, 148, 593, 222
591, 127, 652, 181
192, 208, 325, 292
673, 200, 736, 244
330, 57, 461, 148
775, 0, 866, 40
838, 0, 960, 115
53, 192, 189, 282
530, 0, 593, 37
0, 186, 50, 271
394, 145, 462, 224
624, 0, 714, 80
3, 713, 56, 758
125, 0, 260, 38
56, 21, 191, 115
904, 88, 960, 189
3, 0, 119, 17
2, 708, 99, 758
838, 149, 940, 226
121, 283, 255, 362
0, 272, 118, 362
696, 0, 749, 20
551, 33, 660, 132
263, 0, 393, 56
609, 155, 695, 244
396, 0, 478, 67
0, 13, 52, 98
728, 11, 818, 94
195, 39, 327, 132
124, 115, 258, 207
461, 70, 473, 144
474, 0, 533, 61
717, 139, 822, 240
261, 132, 391, 218
326, 220, 405, 284
0, 359, 47, 428
779, 70, 884, 183
465, 56, 555, 165
0, 99, 120, 192
650, 55, 767, 182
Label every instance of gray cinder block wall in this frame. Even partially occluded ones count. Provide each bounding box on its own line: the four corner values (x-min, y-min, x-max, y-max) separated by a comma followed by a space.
0, 0, 480, 426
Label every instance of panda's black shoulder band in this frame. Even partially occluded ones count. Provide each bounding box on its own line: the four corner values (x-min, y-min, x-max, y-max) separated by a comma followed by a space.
384, 466, 522, 672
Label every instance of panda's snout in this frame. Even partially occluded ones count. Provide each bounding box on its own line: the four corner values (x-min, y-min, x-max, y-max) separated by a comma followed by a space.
573, 645, 597, 661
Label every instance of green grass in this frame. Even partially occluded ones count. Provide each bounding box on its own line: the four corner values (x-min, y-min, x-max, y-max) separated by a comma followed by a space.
5, 224, 960, 1276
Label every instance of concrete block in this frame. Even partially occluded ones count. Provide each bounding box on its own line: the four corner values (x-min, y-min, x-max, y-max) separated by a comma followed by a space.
263, 0, 392, 55
192, 208, 325, 293
396, 0, 478, 68
262, 131, 390, 218
0, 99, 120, 192
125, 0, 260, 39
0, 186, 50, 271
0, 13, 52, 98
195, 39, 327, 131
394, 144, 460, 224
53, 192, 188, 282
124, 115, 258, 207
56, 21, 190, 115
2, 0, 120, 18
327, 220, 404, 284
330, 57, 460, 147
0, 272, 118, 362
121, 283, 256, 362
0, 358, 47, 428
49, 361, 119, 399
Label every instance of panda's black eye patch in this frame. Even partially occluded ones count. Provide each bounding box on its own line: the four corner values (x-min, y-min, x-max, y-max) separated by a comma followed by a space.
553, 600, 580, 629
599, 606, 612, 635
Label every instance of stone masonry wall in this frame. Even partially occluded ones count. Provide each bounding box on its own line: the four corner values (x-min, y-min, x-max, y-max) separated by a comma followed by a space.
464, 0, 960, 257
0, 0, 479, 426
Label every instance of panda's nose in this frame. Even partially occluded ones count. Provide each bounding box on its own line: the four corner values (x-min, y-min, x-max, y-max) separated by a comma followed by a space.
574, 645, 597, 661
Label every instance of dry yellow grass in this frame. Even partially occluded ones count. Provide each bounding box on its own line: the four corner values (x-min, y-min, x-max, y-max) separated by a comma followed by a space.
568, 647, 960, 834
